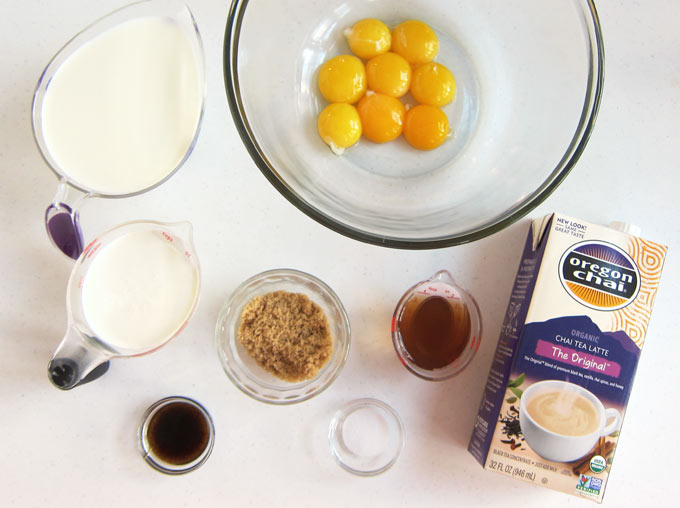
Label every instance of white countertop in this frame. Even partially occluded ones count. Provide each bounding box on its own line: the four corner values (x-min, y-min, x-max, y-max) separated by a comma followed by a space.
2, 1, 679, 506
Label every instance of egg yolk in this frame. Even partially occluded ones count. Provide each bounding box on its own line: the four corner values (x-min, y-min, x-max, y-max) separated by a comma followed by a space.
357, 92, 405, 143
345, 19, 391, 60
318, 55, 367, 104
391, 20, 439, 65
365, 52, 412, 98
410, 62, 456, 107
317, 103, 362, 154
403, 104, 449, 150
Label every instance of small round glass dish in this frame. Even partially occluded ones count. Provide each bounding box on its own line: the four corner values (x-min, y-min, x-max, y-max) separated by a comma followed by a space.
138, 396, 215, 475
328, 398, 405, 476
216, 269, 351, 405
224, 0, 604, 248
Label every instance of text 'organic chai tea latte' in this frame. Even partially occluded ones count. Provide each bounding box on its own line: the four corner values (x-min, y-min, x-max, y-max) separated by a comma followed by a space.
468, 213, 667, 503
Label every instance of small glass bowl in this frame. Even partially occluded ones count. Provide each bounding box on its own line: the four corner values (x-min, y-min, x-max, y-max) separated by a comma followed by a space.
216, 269, 351, 404
138, 396, 215, 475
328, 398, 405, 476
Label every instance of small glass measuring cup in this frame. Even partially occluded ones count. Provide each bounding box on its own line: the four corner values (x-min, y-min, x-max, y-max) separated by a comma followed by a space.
48, 220, 201, 390
391, 270, 482, 381
31, 0, 206, 259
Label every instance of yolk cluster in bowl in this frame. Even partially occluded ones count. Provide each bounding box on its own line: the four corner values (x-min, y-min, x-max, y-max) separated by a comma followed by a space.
317, 19, 455, 154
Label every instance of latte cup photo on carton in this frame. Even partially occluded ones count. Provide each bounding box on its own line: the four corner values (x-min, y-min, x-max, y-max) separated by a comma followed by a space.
519, 380, 621, 463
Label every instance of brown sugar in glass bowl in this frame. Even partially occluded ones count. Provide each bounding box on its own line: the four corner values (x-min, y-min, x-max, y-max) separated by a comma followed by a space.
237, 290, 333, 383
216, 269, 351, 405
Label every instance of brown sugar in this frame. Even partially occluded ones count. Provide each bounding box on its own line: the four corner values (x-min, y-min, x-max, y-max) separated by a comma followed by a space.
237, 290, 333, 382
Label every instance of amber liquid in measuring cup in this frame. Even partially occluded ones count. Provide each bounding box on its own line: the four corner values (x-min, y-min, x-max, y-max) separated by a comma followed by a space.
399, 294, 471, 370
392, 270, 481, 380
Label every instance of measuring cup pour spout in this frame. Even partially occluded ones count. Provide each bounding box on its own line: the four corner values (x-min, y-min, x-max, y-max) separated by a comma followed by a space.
48, 326, 111, 390
432, 269, 457, 285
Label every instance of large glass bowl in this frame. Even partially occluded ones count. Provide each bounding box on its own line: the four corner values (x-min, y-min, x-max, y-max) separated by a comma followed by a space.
224, 0, 604, 249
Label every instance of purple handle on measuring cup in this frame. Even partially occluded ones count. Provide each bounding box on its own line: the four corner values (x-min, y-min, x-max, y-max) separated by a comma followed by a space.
45, 202, 83, 260
44, 182, 88, 260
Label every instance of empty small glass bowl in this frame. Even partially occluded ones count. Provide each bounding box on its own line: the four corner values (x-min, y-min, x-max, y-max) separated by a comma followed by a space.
328, 398, 405, 476
224, 0, 604, 248
216, 269, 351, 404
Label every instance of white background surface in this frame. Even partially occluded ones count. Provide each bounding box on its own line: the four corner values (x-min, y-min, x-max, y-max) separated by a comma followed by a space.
1, 1, 679, 506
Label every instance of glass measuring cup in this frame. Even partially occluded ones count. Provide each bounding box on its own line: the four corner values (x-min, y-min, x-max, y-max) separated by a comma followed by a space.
391, 270, 482, 381
31, 0, 206, 259
48, 220, 201, 390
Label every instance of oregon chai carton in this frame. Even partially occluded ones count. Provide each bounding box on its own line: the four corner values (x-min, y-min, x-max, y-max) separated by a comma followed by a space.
468, 213, 667, 502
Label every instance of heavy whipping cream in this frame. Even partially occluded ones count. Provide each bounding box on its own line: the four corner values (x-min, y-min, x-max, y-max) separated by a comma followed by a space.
81, 230, 199, 351
41, 16, 203, 195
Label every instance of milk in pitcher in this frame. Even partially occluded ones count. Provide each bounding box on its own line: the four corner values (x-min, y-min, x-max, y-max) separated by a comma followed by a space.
81, 229, 199, 352
40, 16, 203, 195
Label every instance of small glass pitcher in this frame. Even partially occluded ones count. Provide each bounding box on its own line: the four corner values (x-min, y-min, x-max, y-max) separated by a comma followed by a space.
392, 270, 482, 381
48, 220, 201, 390
31, 0, 205, 259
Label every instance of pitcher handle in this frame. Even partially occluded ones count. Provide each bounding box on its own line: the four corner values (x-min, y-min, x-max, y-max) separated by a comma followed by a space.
48, 325, 112, 390
45, 181, 90, 260
49, 358, 110, 389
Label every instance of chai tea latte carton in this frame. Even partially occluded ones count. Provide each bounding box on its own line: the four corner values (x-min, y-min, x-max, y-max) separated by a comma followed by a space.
468, 213, 667, 503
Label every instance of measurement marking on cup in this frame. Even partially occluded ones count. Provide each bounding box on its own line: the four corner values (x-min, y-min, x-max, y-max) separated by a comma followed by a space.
86, 242, 101, 259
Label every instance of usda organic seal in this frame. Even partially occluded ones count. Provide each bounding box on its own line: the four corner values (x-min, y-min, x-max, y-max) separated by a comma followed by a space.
590, 455, 607, 474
